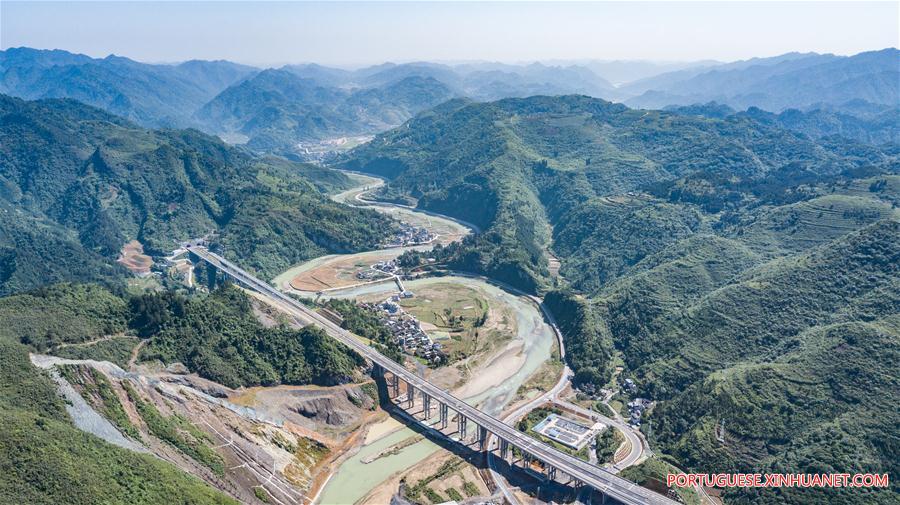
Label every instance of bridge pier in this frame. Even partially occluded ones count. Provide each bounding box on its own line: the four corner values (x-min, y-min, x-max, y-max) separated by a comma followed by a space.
390, 374, 399, 398
439, 403, 448, 429
522, 452, 533, 470
188, 246, 679, 505
499, 439, 510, 462
478, 425, 489, 450
423, 394, 432, 419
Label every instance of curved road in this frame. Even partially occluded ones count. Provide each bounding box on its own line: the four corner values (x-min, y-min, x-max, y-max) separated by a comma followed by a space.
331, 172, 652, 503
189, 246, 677, 505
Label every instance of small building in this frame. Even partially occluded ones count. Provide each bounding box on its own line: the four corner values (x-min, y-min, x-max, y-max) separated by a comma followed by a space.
532, 413, 602, 450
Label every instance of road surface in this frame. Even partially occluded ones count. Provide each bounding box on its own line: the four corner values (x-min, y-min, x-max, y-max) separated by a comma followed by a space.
188, 245, 677, 505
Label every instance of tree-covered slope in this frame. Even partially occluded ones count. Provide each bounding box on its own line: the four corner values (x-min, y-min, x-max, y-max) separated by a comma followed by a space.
0, 283, 364, 389
341, 94, 899, 503
0, 94, 396, 293
652, 315, 899, 505
0, 338, 238, 505
342, 94, 893, 292
669, 101, 900, 146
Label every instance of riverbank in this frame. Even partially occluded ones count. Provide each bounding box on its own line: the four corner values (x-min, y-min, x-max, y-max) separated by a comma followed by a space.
273, 171, 559, 504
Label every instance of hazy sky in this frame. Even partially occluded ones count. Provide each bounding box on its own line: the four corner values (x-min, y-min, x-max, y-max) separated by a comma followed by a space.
2, 1, 898, 67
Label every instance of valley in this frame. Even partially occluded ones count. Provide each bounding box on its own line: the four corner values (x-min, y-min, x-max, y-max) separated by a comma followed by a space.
0, 13, 897, 504
274, 176, 563, 504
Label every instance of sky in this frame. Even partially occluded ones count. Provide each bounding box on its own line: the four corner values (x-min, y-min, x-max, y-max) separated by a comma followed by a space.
2, 1, 898, 67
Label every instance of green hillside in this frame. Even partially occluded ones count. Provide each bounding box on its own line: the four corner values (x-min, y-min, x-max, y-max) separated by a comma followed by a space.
0, 94, 396, 294
341, 94, 899, 504
0, 283, 364, 389
0, 338, 238, 505
343, 94, 894, 293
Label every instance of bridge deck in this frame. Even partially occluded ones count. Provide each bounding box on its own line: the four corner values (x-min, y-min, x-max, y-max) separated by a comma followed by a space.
188, 246, 678, 505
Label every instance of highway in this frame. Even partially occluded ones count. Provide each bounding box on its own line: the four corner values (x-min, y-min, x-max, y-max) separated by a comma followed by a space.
188, 245, 678, 505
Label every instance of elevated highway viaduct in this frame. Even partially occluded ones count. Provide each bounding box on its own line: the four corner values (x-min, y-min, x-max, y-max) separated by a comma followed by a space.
188, 245, 678, 505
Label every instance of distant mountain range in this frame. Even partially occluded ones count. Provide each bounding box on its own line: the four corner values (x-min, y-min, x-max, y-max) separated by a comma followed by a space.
0, 47, 256, 127
2, 47, 897, 154
624, 48, 899, 111
195, 69, 456, 151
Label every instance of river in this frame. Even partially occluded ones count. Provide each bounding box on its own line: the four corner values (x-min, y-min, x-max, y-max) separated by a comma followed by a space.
276, 172, 557, 504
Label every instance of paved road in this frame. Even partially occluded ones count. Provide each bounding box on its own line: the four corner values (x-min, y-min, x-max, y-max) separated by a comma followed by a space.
553, 399, 646, 473
189, 246, 677, 505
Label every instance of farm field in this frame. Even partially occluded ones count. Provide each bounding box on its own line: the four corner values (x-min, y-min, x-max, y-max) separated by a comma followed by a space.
287, 250, 402, 293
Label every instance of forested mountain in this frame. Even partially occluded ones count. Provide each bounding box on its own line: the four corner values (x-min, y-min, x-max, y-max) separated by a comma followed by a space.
342, 94, 895, 289
196, 68, 456, 150
0, 282, 366, 503
8, 46, 894, 161
196, 61, 623, 150
666, 101, 900, 145
283, 61, 618, 100
0, 94, 396, 294
341, 94, 899, 503
0, 47, 256, 127
1, 48, 623, 154
624, 48, 900, 112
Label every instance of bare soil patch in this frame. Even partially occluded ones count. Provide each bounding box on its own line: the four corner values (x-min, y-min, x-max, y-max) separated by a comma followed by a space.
290, 250, 400, 292
117, 240, 153, 276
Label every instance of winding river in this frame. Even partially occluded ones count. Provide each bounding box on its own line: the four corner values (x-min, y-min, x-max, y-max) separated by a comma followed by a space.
276, 172, 557, 505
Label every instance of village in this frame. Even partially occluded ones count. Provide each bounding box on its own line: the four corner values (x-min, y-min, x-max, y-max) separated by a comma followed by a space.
385, 223, 435, 248
360, 294, 448, 365
356, 258, 403, 281
622, 378, 652, 428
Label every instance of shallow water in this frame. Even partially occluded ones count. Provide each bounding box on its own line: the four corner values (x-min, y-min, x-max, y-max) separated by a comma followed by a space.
287, 175, 555, 504
317, 276, 555, 505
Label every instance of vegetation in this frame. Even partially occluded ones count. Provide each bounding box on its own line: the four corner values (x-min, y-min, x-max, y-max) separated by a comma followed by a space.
516, 406, 561, 433
2, 282, 366, 390
0, 283, 129, 350
253, 487, 269, 503
139, 286, 364, 388
594, 427, 623, 464
543, 290, 614, 390
0, 93, 395, 294
0, 47, 254, 127
342, 95, 894, 294
324, 298, 403, 363
57, 364, 141, 440
618, 457, 701, 505
403, 457, 465, 504
0, 338, 237, 504
670, 102, 900, 145
342, 94, 899, 504
121, 381, 225, 476
445, 487, 464, 501
624, 48, 899, 114
51, 336, 140, 368
197, 69, 455, 151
